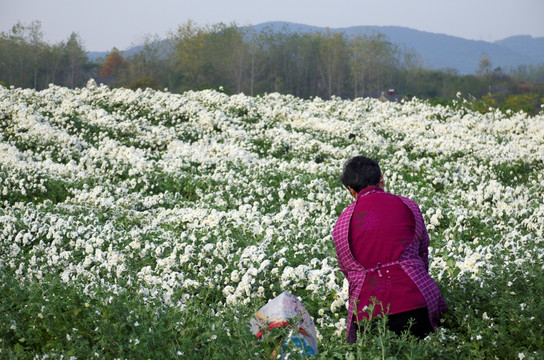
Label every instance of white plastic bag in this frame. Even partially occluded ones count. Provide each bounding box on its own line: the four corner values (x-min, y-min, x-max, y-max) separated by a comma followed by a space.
249, 292, 319, 356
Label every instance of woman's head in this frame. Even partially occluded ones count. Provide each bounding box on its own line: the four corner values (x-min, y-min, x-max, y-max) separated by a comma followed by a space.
340, 156, 382, 193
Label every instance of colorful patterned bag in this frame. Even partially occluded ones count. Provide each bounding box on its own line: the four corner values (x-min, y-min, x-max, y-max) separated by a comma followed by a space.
250, 292, 319, 356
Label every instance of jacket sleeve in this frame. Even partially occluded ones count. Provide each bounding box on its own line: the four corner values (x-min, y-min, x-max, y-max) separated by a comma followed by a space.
332, 226, 349, 277
332, 203, 355, 277
400, 196, 430, 272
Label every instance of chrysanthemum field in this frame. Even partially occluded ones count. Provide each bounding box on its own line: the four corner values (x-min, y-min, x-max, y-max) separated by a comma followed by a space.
1, 81, 543, 359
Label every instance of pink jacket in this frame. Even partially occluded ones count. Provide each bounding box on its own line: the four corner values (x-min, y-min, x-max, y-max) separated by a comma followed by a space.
332, 187, 447, 343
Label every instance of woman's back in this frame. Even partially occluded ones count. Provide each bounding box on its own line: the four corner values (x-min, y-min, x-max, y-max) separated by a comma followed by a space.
348, 190, 415, 268
348, 187, 427, 320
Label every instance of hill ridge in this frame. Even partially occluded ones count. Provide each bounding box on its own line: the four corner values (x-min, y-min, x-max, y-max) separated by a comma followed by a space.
88, 22, 544, 74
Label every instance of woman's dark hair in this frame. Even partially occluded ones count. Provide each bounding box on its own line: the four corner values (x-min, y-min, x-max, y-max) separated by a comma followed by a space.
340, 156, 381, 193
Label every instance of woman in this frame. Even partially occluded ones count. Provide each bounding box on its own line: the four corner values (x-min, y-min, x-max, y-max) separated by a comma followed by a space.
332, 156, 446, 343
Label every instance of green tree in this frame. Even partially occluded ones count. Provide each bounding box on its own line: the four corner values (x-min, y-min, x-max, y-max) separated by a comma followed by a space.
170, 21, 210, 91
64, 32, 88, 88
349, 34, 372, 97
0, 22, 91, 89
118, 34, 171, 90
26, 21, 44, 89
220, 24, 249, 93
42, 43, 65, 86
0, 21, 42, 88
246, 30, 267, 96
317, 30, 349, 98
477, 53, 493, 83
349, 32, 400, 96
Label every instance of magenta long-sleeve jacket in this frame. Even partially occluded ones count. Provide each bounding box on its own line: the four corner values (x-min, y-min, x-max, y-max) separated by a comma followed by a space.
332, 186, 447, 343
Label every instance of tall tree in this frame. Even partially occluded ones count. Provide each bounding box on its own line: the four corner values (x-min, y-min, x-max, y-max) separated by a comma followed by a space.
349, 32, 399, 96
0, 21, 38, 88
26, 21, 44, 89
317, 30, 349, 98
199, 23, 249, 93
99, 47, 125, 78
64, 32, 88, 88
170, 21, 210, 91
477, 54, 493, 78
119, 34, 172, 89
43, 43, 64, 86
246, 30, 267, 96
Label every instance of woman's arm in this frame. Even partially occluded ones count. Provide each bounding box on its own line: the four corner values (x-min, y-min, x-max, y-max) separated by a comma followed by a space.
401, 196, 430, 272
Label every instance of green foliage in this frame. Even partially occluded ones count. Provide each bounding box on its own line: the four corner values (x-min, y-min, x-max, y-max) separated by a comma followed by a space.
0, 275, 185, 359
0, 275, 326, 359
439, 264, 544, 359
399, 69, 490, 100
0, 21, 92, 90
125, 76, 161, 90
352, 314, 444, 360
428, 91, 543, 116
1, 43, 544, 360
500, 93, 541, 114
0, 168, 70, 205
493, 160, 539, 186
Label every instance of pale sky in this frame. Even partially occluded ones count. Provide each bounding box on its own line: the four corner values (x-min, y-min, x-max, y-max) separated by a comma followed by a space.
1, 0, 543, 52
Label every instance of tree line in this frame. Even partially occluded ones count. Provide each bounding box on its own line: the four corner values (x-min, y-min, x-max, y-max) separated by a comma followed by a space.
103, 21, 419, 100
0, 21, 93, 90
2, 21, 543, 113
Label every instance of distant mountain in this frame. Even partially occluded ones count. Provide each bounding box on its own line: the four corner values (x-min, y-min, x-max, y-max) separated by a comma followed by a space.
87, 52, 106, 62
252, 22, 543, 74
86, 22, 544, 75
495, 35, 544, 63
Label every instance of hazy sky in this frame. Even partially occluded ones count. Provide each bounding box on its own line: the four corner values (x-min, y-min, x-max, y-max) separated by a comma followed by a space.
1, 0, 543, 52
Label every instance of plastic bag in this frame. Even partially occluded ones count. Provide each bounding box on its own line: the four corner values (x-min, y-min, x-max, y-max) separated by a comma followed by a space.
249, 292, 318, 356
